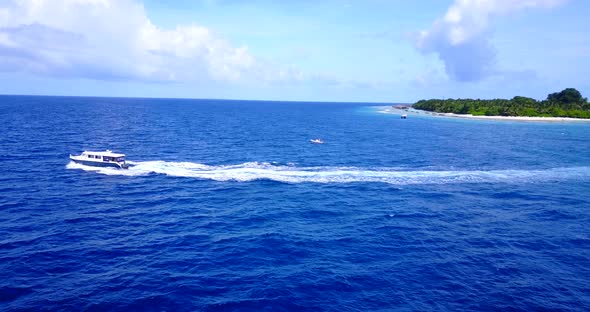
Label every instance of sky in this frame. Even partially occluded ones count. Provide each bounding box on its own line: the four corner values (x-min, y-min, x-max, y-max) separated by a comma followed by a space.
0, 0, 588, 103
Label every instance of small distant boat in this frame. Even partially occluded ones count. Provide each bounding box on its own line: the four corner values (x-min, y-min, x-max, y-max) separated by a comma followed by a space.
310, 139, 325, 144
401, 114, 407, 119
69, 150, 129, 169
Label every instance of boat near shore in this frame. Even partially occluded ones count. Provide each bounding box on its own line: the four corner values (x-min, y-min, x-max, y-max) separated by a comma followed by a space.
69, 150, 130, 169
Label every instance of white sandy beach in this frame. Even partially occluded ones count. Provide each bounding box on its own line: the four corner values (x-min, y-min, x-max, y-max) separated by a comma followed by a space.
378, 106, 590, 123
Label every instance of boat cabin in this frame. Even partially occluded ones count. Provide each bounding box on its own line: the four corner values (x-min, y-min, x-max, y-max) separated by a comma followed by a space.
82, 150, 126, 162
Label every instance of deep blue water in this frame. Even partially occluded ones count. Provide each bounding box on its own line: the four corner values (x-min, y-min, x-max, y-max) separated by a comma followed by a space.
1, 95, 589, 311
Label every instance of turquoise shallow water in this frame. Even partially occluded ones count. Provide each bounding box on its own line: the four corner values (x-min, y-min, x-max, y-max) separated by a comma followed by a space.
1, 96, 589, 311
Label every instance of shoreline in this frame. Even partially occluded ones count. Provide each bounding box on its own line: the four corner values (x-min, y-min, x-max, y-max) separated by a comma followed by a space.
378, 107, 590, 123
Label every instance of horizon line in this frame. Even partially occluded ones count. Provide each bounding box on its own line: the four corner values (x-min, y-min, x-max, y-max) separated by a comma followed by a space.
0, 93, 404, 105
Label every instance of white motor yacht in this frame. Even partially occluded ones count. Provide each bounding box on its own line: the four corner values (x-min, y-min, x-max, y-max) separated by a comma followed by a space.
70, 150, 129, 169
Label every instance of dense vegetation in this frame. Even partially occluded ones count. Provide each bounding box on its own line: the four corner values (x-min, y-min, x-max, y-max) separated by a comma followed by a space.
413, 88, 590, 118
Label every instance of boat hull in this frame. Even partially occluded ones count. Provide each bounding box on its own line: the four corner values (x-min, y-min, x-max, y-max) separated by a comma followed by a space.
70, 157, 128, 169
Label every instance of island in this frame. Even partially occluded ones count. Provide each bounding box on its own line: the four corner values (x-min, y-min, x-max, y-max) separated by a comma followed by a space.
413, 88, 590, 119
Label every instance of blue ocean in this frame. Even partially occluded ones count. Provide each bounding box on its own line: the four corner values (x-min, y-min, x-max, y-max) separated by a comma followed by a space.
1, 95, 589, 311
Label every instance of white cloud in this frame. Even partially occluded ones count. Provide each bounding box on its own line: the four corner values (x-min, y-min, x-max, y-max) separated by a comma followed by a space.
0, 0, 299, 83
415, 0, 568, 81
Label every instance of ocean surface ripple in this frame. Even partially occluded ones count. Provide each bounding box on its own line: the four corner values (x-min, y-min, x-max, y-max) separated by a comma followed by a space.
1, 96, 589, 311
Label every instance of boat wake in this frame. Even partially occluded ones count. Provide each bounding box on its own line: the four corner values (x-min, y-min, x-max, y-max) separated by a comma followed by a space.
66, 161, 590, 185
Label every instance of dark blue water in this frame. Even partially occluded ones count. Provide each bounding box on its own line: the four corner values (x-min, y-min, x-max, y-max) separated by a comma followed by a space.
1, 96, 589, 311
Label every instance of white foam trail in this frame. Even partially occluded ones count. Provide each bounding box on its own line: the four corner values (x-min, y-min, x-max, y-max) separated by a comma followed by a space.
66, 161, 590, 185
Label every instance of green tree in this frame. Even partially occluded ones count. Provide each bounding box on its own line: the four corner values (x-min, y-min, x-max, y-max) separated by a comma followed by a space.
547, 88, 584, 105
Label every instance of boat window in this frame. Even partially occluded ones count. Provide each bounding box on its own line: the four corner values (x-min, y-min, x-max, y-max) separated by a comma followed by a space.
116, 157, 125, 162
88, 155, 94, 159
